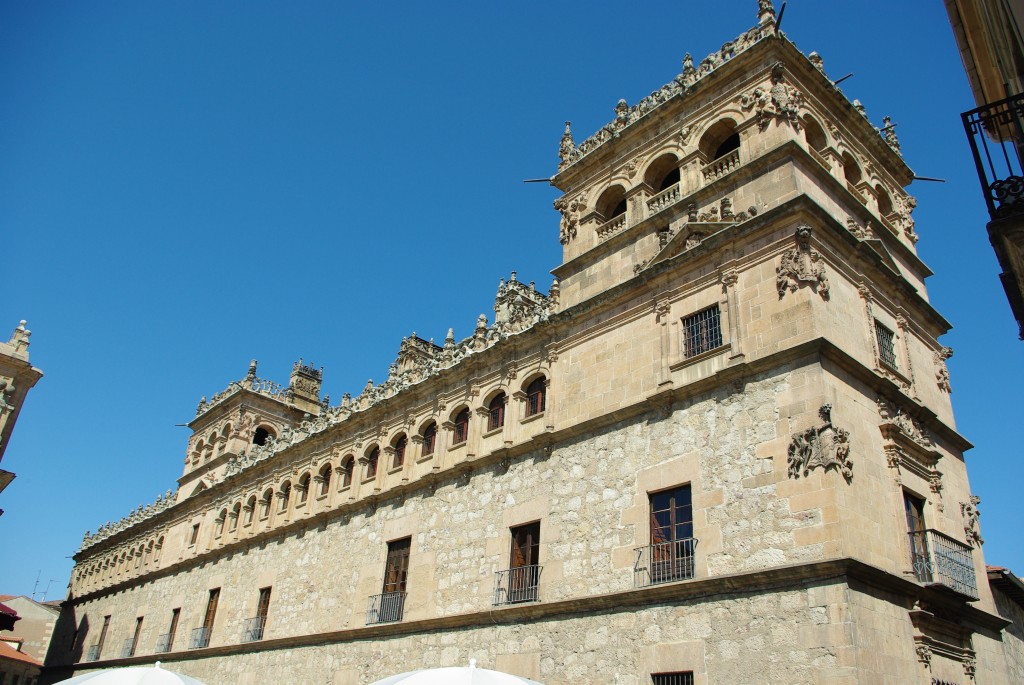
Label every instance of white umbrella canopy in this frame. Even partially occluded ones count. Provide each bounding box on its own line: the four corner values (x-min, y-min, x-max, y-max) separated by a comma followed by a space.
53, 662, 209, 685
370, 659, 544, 685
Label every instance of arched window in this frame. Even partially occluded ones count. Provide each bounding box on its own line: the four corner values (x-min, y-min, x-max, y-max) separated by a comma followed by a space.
366, 447, 380, 479
260, 489, 273, 519
596, 185, 627, 222
392, 435, 407, 469
230, 502, 241, 532
803, 115, 828, 152
253, 426, 274, 446
318, 463, 332, 496
488, 392, 506, 431
421, 422, 437, 457
644, 154, 681, 193
842, 152, 862, 186
245, 495, 257, 525
525, 377, 547, 417
215, 509, 227, 537
699, 119, 740, 161
875, 184, 894, 217
453, 408, 470, 445
341, 456, 354, 488
297, 473, 311, 504
278, 481, 292, 513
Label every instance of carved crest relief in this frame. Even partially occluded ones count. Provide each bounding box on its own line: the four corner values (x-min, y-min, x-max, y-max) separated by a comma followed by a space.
787, 404, 853, 482
777, 225, 830, 299
740, 62, 803, 131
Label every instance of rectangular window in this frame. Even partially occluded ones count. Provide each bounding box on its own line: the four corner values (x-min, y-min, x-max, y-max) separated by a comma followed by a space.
166, 608, 180, 652
503, 522, 541, 604
125, 616, 143, 657
875, 320, 898, 369
244, 587, 271, 642
904, 491, 930, 582
682, 305, 723, 358
97, 615, 111, 656
638, 485, 696, 586
383, 538, 411, 595
203, 589, 220, 633
651, 673, 694, 685
189, 523, 200, 546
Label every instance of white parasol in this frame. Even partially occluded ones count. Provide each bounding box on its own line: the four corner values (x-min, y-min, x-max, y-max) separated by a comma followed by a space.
370, 659, 545, 685
53, 662, 208, 685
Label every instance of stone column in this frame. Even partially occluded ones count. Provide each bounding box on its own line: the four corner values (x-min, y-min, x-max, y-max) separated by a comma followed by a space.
721, 269, 744, 360
656, 298, 673, 386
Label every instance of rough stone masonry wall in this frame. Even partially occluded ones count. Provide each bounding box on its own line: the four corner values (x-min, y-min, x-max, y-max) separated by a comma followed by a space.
65, 363, 833, 668
75, 579, 862, 685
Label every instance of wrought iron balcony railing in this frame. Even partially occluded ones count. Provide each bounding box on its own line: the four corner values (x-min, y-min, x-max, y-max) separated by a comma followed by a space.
962, 92, 1024, 220
908, 529, 979, 600
86, 644, 100, 662
120, 638, 136, 658
188, 626, 210, 649
154, 633, 172, 654
241, 616, 266, 643
493, 564, 542, 605
634, 538, 698, 587
366, 591, 406, 625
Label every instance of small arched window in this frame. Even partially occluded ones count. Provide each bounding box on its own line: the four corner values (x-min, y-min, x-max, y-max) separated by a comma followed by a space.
421, 422, 437, 457
644, 153, 681, 193
341, 456, 354, 488
875, 184, 894, 217
366, 447, 380, 479
596, 185, 627, 222
245, 495, 257, 525
488, 392, 506, 431
297, 473, 311, 504
842, 152, 862, 186
253, 426, 273, 446
392, 435, 407, 469
278, 482, 292, 512
453, 408, 470, 445
803, 116, 828, 152
260, 489, 273, 518
230, 502, 241, 532
215, 509, 227, 537
526, 378, 547, 417
318, 463, 332, 496
699, 119, 740, 161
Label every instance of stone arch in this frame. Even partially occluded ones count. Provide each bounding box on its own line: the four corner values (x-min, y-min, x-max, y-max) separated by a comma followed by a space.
803, 114, 828, 151
698, 117, 740, 161
594, 184, 628, 221
643, 152, 681, 192
841, 151, 863, 186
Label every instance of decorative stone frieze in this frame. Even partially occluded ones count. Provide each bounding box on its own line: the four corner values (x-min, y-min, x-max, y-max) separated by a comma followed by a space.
80, 489, 177, 551
786, 404, 853, 482
846, 216, 872, 240
776, 225, 830, 299
740, 62, 803, 132
553, 190, 587, 244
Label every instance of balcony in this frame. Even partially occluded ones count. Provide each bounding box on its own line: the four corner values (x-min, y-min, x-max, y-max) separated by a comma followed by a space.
596, 213, 626, 240
366, 591, 406, 625
86, 644, 100, 662
188, 626, 210, 649
962, 93, 1024, 220
908, 529, 979, 600
120, 638, 136, 658
701, 148, 740, 183
241, 616, 266, 643
493, 565, 542, 605
634, 538, 698, 587
154, 633, 172, 654
647, 183, 681, 217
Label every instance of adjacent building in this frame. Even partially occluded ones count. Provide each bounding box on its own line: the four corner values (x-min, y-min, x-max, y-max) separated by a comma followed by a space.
0, 321, 43, 515
46, 3, 1024, 683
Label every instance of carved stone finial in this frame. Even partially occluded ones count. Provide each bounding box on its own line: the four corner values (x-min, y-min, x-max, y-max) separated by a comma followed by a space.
757, 0, 776, 28
853, 99, 867, 118
444, 328, 455, 347
777, 225, 830, 299
881, 115, 901, 154
614, 99, 629, 129
808, 51, 825, 73
8, 320, 30, 356
247, 359, 258, 380
558, 121, 576, 170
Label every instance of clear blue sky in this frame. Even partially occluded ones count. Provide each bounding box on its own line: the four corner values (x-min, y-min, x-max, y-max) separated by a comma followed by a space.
1, 1, 1020, 600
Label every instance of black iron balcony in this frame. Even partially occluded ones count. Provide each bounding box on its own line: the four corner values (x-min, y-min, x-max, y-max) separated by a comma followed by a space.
86, 644, 100, 662
908, 529, 979, 600
241, 616, 266, 643
188, 626, 210, 649
120, 638, 136, 658
366, 591, 406, 625
493, 565, 542, 605
634, 538, 698, 587
153, 633, 172, 654
962, 93, 1024, 220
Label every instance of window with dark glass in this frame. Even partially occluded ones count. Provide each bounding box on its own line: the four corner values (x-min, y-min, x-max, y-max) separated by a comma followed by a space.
341, 456, 354, 487
525, 378, 546, 417
682, 305, 722, 358
904, 491, 929, 582
366, 448, 379, 479
392, 436, 407, 469
252, 427, 271, 446
318, 463, 332, 496
647, 485, 695, 584
488, 393, 506, 431
506, 522, 541, 603
383, 537, 411, 595
453, 409, 469, 444
421, 422, 437, 456
875, 320, 898, 370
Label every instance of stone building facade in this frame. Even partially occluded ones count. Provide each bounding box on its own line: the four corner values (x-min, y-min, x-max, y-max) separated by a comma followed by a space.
0, 320, 43, 515
46, 3, 1022, 684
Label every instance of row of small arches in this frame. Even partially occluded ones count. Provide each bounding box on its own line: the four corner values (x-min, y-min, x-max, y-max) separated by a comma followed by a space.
76, 536, 165, 585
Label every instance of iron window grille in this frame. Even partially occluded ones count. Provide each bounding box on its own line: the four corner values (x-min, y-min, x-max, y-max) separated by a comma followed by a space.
875, 321, 898, 369
366, 591, 406, 624
241, 616, 266, 643
154, 633, 172, 654
525, 379, 546, 417
453, 410, 470, 444
493, 565, 542, 605
961, 92, 1024, 220
682, 305, 723, 358
907, 529, 979, 599
86, 645, 100, 662
651, 673, 694, 685
120, 638, 135, 658
189, 627, 210, 649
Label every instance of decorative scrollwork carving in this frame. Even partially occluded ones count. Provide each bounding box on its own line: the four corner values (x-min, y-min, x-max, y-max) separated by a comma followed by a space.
776, 225, 830, 299
786, 404, 853, 482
